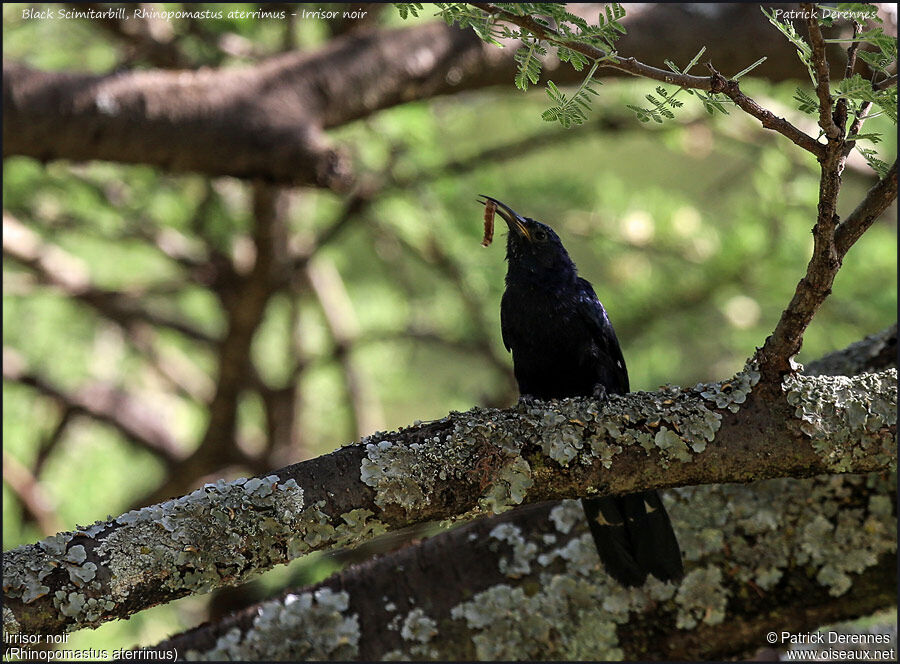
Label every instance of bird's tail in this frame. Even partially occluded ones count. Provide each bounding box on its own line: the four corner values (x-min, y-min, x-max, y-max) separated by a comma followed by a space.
581, 491, 683, 587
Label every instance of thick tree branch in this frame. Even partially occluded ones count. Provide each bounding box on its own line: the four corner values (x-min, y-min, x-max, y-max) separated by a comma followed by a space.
4, 337, 895, 634
144, 474, 896, 660
3, 6, 855, 184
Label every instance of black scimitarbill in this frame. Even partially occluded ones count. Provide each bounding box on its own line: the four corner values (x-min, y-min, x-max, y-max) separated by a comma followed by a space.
483, 194, 683, 587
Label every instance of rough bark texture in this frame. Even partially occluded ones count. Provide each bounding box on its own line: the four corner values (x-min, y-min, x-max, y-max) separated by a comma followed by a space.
3, 332, 896, 636
143, 474, 896, 661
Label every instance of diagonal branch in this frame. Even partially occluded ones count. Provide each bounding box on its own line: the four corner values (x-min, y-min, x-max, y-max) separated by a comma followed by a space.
757, 163, 897, 380
835, 160, 898, 257
2, 212, 215, 344
143, 474, 895, 661
2, 348, 183, 466
3, 335, 895, 634
2, 450, 65, 536
305, 255, 385, 438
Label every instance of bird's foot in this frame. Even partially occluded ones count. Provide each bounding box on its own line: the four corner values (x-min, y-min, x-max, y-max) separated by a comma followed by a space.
516, 394, 539, 409
592, 383, 609, 402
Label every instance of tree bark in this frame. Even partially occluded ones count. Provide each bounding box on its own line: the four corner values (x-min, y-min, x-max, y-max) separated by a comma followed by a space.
143, 474, 896, 661
2, 4, 877, 188
3, 329, 896, 636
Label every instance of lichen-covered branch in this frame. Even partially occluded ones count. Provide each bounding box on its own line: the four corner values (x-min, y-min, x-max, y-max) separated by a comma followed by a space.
143, 473, 896, 661
4, 351, 895, 634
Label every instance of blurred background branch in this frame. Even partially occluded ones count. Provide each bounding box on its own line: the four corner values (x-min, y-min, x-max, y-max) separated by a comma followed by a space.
2, 1, 896, 658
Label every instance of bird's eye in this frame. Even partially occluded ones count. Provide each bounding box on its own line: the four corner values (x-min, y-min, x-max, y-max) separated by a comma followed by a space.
534, 229, 548, 242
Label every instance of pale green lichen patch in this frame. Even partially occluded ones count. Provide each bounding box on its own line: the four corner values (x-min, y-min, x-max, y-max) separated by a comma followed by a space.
696, 360, 760, 413
783, 369, 897, 472
185, 587, 359, 661
360, 408, 538, 517
3, 475, 310, 631
360, 374, 745, 518
100, 476, 307, 606
479, 456, 534, 515
360, 411, 492, 513
674, 566, 729, 628
361, 440, 429, 510
489, 523, 538, 578
2, 606, 19, 634
449, 508, 647, 661
450, 573, 630, 660
289, 504, 388, 557
548, 499, 583, 535
400, 607, 438, 644
668, 475, 896, 600
797, 503, 896, 597
512, 384, 724, 472
587, 386, 723, 468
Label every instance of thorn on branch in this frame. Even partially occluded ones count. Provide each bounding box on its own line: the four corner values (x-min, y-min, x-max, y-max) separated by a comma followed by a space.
705, 62, 727, 93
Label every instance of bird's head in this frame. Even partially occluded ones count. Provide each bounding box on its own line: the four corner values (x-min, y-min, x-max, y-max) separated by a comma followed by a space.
479, 195, 577, 286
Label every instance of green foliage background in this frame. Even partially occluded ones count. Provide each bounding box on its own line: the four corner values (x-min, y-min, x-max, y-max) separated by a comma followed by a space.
2, 2, 896, 653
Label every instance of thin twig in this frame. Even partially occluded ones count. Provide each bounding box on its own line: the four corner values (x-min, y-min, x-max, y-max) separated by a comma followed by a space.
874, 74, 897, 91
705, 66, 826, 157
469, 2, 825, 158
835, 161, 898, 257
803, 3, 841, 139
835, 21, 861, 131
2, 450, 64, 536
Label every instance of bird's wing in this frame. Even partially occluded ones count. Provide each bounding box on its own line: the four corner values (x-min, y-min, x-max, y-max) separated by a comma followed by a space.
575, 278, 630, 394
500, 289, 514, 352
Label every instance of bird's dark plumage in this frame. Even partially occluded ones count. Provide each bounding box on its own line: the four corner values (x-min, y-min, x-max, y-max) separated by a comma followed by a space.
484, 195, 683, 587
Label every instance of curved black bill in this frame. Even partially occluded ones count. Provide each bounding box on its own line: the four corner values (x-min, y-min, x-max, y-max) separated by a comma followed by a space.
477, 195, 531, 240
